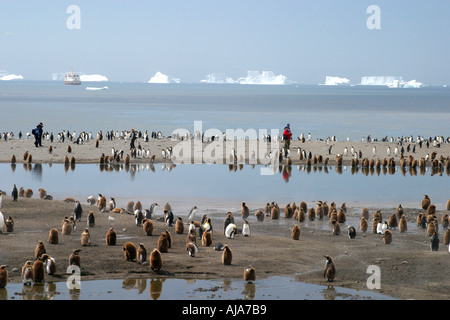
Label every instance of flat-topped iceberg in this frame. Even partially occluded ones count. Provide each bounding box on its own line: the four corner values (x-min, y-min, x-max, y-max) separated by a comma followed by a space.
200, 73, 236, 84
323, 76, 350, 86
360, 76, 424, 88
236, 71, 288, 85
148, 71, 180, 84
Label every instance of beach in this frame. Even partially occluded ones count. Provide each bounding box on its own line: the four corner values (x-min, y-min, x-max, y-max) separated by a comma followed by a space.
0, 136, 449, 300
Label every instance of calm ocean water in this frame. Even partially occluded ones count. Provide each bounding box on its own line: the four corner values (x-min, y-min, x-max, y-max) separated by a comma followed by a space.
1, 81, 449, 141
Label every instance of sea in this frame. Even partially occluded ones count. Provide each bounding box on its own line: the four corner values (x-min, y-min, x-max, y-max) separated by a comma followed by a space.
1, 81, 449, 141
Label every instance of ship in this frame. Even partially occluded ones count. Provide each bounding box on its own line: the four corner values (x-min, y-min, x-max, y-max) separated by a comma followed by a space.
64, 69, 81, 85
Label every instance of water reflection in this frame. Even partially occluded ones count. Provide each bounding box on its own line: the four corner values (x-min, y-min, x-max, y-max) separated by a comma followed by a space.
1, 276, 394, 300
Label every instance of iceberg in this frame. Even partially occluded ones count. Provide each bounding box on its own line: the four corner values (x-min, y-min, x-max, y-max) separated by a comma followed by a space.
80, 74, 109, 82
0, 71, 23, 80
360, 76, 404, 86
236, 71, 288, 85
148, 71, 180, 84
323, 76, 350, 86
403, 80, 424, 88
200, 73, 236, 84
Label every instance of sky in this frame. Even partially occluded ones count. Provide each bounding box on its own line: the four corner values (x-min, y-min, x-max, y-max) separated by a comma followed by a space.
0, 0, 449, 84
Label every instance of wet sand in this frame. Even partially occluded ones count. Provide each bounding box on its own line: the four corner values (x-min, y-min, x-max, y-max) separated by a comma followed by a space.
0, 136, 449, 167
0, 196, 449, 300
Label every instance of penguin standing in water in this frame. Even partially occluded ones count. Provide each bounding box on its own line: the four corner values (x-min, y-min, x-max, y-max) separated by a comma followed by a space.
430, 232, 439, 251
150, 249, 162, 271
323, 256, 336, 282
32, 258, 45, 283
0, 265, 7, 288
73, 201, 82, 221
244, 265, 256, 283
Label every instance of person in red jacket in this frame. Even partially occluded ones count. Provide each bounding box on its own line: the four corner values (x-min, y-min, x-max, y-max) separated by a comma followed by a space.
283, 124, 292, 157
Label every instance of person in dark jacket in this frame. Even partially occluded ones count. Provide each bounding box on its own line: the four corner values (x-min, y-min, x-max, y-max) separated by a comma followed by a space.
33, 123, 44, 147
130, 128, 137, 150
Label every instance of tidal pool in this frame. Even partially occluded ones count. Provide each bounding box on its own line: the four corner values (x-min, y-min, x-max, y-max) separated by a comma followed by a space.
0, 276, 394, 300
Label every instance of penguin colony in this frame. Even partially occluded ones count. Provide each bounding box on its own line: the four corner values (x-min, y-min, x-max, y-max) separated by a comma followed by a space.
0, 184, 449, 292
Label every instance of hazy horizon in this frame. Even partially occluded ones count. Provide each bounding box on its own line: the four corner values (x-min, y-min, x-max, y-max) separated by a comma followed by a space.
1, 1, 449, 85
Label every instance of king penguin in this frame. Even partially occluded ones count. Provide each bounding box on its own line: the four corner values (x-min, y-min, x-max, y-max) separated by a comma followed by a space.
430, 232, 439, 251
225, 223, 237, 239
0, 265, 7, 288
73, 201, 82, 221
11, 184, 18, 202
242, 219, 250, 237
347, 225, 356, 239
21, 261, 33, 285
323, 256, 336, 282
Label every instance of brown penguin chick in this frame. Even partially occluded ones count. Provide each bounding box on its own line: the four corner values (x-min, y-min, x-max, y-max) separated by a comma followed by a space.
416, 213, 424, 226
142, 219, 154, 236
24, 188, 33, 198
388, 213, 398, 229
62, 219, 73, 235
426, 204, 436, 216
427, 221, 437, 237
323, 255, 336, 282
87, 211, 95, 227
446, 199, 450, 211
284, 204, 293, 219
399, 215, 408, 233
315, 202, 324, 220
70, 156, 76, 165
441, 214, 449, 230
105, 228, 117, 245
38, 188, 47, 199
443, 229, 450, 246
22, 151, 29, 161
126, 201, 135, 213
0, 265, 7, 288
329, 210, 338, 223
299, 201, 307, 214
137, 243, 147, 264
322, 202, 329, 218
35, 240, 46, 260
201, 230, 212, 246
241, 202, 249, 219
297, 208, 306, 222
373, 210, 383, 222
41, 254, 56, 275
18, 187, 25, 197
32, 258, 45, 283
81, 228, 91, 246
134, 201, 143, 212
331, 220, 341, 235
48, 228, 59, 244
21, 261, 34, 284
222, 245, 232, 265
307, 208, 316, 221
186, 231, 197, 245
243, 265, 256, 283
372, 218, 380, 234
98, 195, 107, 211
255, 210, 265, 222
11, 154, 16, 164
150, 249, 162, 271
163, 230, 172, 248
157, 233, 169, 253
396, 204, 404, 218
123, 242, 137, 261
337, 209, 346, 224
270, 204, 280, 219
426, 214, 437, 225
175, 217, 184, 234
382, 230, 393, 244
422, 195, 431, 210
291, 224, 301, 240
360, 217, 368, 232
69, 249, 81, 267
67, 145, 72, 153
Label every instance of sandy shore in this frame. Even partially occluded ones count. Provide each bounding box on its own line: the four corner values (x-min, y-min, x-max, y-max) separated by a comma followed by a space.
0, 136, 449, 168
0, 195, 449, 300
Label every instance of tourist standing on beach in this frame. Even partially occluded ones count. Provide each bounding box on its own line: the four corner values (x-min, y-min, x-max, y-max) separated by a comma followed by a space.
283, 124, 292, 157
130, 128, 137, 150
32, 122, 44, 147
